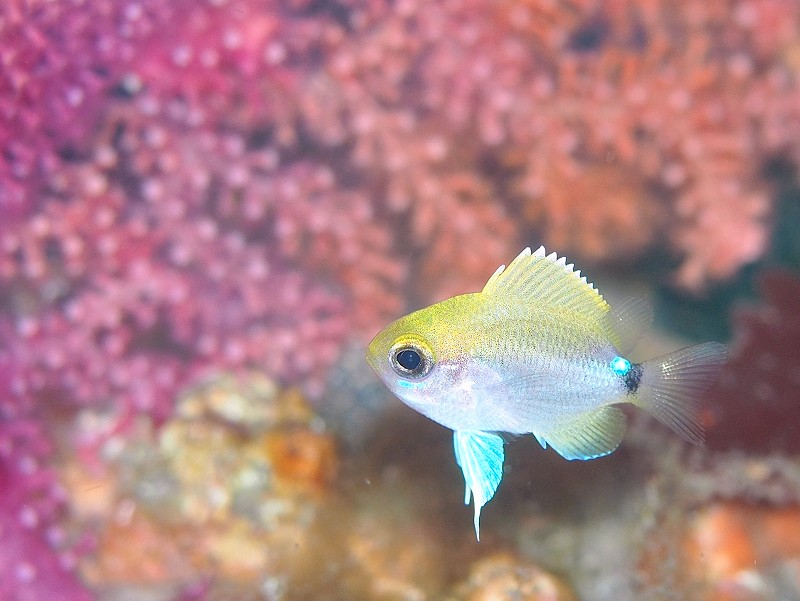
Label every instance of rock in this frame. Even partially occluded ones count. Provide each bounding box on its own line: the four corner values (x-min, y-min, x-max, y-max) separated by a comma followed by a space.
73, 373, 338, 598
446, 552, 577, 601
683, 502, 800, 601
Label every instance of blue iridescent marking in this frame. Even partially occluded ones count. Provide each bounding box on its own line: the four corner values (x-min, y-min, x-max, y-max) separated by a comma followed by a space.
397, 379, 424, 390
610, 356, 632, 376
453, 430, 505, 541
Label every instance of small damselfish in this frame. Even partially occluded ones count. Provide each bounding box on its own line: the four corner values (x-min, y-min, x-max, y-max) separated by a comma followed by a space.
366, 246, 726, 540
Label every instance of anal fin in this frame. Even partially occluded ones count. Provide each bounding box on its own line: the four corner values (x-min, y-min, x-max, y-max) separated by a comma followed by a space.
540, 406, 627, 461
453, 430, 505, 541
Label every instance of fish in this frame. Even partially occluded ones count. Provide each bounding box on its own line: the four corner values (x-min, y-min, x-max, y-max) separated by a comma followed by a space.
366, 246, 726, 540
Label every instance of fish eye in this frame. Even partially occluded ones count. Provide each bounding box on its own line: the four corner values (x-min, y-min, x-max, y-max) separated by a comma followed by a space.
396, 349, 421, 371
389, 338, 433, 379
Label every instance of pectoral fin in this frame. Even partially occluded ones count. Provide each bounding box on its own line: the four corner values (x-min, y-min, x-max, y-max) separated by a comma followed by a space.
539, 406, 627, 461
453, 430, 505, 541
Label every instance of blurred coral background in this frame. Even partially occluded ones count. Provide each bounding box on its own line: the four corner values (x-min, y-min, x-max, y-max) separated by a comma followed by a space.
2, 1, 800, 599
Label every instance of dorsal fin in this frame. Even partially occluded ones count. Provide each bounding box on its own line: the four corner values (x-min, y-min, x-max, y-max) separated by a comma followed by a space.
608, 296, 652, 354
482, 246, 610, 323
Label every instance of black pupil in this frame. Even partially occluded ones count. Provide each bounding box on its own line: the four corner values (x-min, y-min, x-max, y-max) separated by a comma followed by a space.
396, 349, 422, 371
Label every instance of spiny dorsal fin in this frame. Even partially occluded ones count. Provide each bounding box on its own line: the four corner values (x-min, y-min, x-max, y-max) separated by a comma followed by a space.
482, 246, 610, 323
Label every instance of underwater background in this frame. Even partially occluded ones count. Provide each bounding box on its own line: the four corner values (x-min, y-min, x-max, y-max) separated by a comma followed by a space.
2, 0, 800, 599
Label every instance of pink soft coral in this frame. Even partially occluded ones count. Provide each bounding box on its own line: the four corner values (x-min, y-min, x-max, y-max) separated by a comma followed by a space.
0, 352, 93, 601
3, 2, 800, 597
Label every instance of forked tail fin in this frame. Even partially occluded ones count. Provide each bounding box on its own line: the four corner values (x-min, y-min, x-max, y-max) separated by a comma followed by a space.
635, 342, 727, 444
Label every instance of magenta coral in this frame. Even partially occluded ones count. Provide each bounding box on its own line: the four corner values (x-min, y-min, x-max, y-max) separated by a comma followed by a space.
0, 184, 350, 414
0, 352, 92, 601
705, 270, 800, 453
0, 0, 155, 216
0, 0, 304, 216
0, 443, 92, 601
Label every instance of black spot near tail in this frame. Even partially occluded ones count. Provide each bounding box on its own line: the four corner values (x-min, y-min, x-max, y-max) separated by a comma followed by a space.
624, 363, 643, 394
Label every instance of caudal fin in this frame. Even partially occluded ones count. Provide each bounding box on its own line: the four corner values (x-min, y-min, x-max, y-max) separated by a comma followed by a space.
636, 342, 727, 444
